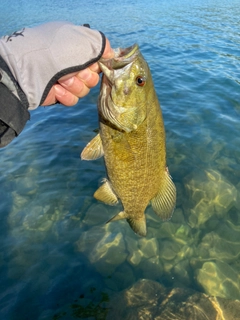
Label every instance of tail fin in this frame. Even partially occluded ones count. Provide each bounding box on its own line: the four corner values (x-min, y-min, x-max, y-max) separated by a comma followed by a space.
106, 211, 147, 237
127, 216, 147, 237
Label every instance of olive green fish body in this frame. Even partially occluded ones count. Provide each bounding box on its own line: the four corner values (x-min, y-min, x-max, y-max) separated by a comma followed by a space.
81, 45, 176, 236
100, 94, 165, 217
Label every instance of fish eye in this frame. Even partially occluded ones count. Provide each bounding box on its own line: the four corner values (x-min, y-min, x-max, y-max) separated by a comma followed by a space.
136, 76, 146, 87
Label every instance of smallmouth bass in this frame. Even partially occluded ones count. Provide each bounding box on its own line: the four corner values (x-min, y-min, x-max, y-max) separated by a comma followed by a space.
81, 44, 176, 237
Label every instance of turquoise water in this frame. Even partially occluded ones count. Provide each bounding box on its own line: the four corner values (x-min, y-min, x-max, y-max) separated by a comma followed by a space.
0, 0, 240, 319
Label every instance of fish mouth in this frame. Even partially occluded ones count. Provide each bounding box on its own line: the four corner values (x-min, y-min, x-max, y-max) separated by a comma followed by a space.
99, 44, 139, 82
111, 44, 139, 68
98, 44, 140, 132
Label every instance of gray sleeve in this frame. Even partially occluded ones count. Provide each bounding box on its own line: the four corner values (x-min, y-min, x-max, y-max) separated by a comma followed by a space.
0, 21, 106, 110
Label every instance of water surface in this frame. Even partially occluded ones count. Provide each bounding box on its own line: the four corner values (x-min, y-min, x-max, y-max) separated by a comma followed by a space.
0, 0, 240, 319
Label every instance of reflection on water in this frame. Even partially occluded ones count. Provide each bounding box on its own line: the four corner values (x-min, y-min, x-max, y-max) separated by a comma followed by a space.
0, 0, 240, 319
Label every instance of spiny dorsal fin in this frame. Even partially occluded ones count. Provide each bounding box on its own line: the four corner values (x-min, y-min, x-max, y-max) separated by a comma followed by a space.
81, 133, 104, 160
94, 179, 118, 205
151, 169, 176, 220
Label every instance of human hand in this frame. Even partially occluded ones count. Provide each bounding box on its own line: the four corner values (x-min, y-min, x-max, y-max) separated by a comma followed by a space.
42, 38, 114, 106
0, 22, 114, 147
0, 22, 114, 110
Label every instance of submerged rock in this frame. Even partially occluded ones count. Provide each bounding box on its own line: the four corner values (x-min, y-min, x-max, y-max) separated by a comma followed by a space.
75, 166, 240, 301
75, 225, 127, 276
22, 205, 53, 232
172, 259, 192, 287
196, 260, 240, 300
197, 231, 240, 263
105, 263, 136, 291
138, 256, 163, 281
159, 240, 180, 261
125, 236, 143, 266
107, 279, 240, 320
82, 203, 112, 227
138, 237, 159, 259
184, 169, 237, 228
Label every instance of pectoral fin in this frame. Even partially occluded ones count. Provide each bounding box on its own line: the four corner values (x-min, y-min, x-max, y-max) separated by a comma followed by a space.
107, 211, 147, 237
94, 179, 118, 205
151, 169, 176, 220
81, 133, 104, 160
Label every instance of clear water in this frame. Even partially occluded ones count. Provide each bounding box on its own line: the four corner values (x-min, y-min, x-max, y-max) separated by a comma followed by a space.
0, 0, 240, 319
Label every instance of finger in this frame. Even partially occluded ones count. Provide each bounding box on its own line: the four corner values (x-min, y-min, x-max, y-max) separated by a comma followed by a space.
59, 70, 99, 95
102, 38, 114, 59
57, 79, 91, 101
41, 38, 114, 107
57, 71, 79, 82
76, 68, 100, 88
90, 38, 115, 74
54, 84, 79, 106
89, 62, 100, 73
95, 38, 115, 74
41, 87, 57, 106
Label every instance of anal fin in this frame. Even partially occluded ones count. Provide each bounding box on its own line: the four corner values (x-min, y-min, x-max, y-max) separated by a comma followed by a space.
94, 179, 118, 205
151, 169, 176, 221
106, 211, 128, 223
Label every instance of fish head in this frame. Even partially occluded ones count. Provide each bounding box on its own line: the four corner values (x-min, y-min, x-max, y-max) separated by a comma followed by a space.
98, 44, 155, 132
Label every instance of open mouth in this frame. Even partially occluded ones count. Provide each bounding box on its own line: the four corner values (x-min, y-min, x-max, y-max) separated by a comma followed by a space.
100, 44, 139, 72
114, 44, 139, 60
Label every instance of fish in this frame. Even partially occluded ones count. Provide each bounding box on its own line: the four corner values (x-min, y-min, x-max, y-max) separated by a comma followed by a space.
81, 44, 176, 237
